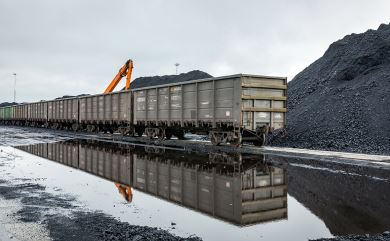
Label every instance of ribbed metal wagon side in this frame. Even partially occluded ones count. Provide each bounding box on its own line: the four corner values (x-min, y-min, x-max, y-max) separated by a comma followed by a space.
3, 106, 14, 123
132, 150, 287, 225
12, 104, 28, 125
133, 74, 287, 145
0, 107, 4, 123
78, 91, 132, 133
47, 97, 78, 129
26, 102, 47, 126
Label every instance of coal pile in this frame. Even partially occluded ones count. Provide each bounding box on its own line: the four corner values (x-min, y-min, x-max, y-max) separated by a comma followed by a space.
312, 231, 390, 241
1, 71, 211, 105
130, 70, 212, 89
54, 94, 89, 100
273, 23, 390, 154
0, 102, 18, 107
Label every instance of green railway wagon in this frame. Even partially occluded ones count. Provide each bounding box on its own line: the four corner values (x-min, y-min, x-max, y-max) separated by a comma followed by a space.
0, 107, 4, 119
4, 106, 13, 120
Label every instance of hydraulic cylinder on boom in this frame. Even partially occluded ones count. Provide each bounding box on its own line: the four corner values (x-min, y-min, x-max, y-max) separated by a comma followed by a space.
104, 59, 134, 93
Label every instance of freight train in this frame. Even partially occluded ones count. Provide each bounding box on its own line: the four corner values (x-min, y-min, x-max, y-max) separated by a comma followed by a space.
0, 74, 287, 146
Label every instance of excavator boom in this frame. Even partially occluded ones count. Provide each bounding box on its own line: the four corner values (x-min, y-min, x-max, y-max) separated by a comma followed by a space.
104, 59, 133, 93
115, 183, 133, 202
104, 59, 135, 202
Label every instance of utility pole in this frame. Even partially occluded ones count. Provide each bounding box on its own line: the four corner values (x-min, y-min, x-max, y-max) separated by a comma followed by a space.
175, 63, 180, 75
13, 73, 16, 103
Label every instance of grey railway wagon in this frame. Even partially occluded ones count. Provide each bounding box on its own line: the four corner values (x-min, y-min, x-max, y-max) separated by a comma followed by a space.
48, 98, 78, 123
1, 73, 287, 147
78, 91, 132, 133
13, 105, 19, 120
28, 102, 47, 121
14, 104, 29, 120
134, 74, 287, 128
133, 74, 287, 145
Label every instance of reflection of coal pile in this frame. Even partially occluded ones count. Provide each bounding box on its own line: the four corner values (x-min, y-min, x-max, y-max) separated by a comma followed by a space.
17, 140, 288, 226
284, 157, 390, 235
274, 23, 390, 154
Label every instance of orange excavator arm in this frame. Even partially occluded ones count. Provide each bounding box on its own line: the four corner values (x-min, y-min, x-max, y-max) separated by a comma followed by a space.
115, 183, 133, 202
105, 59, 134, 201
104, 59, 134, 93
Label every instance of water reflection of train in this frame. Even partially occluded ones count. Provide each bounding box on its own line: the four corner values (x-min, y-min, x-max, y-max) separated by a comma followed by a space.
16, 140, 288, 226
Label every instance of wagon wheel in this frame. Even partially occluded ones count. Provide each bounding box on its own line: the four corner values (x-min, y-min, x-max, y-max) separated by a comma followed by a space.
230, 134, 242, 147
94, 126, 100, 133
128, 127, 135, 136
72, 123, 79, 132
210, 134, 220, 146
136, 129, 144, 137
118, 126, 127, 136
253, 133, 266, 147
157, 128, 166, 141
165, 132, 173, 140
176, 130, 185, 140
229, 139, 240, 147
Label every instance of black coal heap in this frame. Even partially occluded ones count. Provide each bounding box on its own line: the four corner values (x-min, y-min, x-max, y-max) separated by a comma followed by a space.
130, 70, 212, 89
274, 23, 390, 154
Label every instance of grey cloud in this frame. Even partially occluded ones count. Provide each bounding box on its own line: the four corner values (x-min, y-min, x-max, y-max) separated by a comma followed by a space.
0, 0, 389, 102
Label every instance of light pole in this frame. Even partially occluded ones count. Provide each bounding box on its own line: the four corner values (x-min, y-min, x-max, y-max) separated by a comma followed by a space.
175, 63, 180, 75
13, 73, 16, 103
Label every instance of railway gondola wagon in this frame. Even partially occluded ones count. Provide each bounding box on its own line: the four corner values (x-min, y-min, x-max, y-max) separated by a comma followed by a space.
28, 102, 47, 127
47, 97, 78, 130
15, 104, 29, 126
0, 106, 8, 123
3, 106, 14, 124
133, 74, 287, 146
78, 91, 132, 134
0, 107, 5, 124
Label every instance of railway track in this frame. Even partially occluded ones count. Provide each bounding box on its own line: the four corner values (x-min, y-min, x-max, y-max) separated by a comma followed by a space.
5, 126, 390, 165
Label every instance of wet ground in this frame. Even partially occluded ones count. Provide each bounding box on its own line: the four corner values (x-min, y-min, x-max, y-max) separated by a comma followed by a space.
0, 126, 389, 241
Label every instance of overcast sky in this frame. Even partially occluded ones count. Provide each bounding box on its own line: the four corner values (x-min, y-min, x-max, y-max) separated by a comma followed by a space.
0, 0, 389, 103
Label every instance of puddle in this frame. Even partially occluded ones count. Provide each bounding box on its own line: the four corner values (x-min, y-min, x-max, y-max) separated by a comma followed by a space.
3, 139, 390, 240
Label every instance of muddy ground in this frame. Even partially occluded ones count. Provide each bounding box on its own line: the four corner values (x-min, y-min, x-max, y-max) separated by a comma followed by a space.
0, 179, 200, 241
0, 126, 389, 241
0, 127, 201, 241
312, 232, 390, 241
